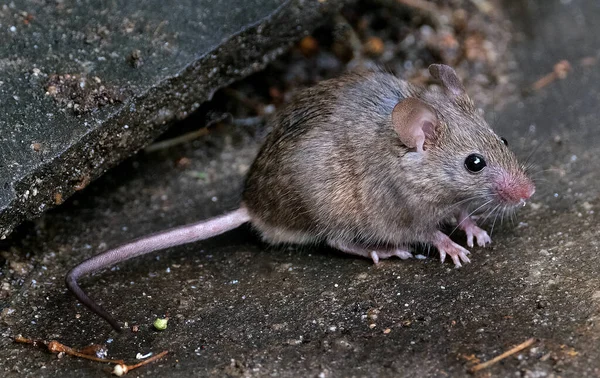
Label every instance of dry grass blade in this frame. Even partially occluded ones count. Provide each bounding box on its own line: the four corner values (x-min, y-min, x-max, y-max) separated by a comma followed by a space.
469, 338, 536, 373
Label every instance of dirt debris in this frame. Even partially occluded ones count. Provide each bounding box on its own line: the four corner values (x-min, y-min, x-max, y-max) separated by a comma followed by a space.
45, 74, 125, 114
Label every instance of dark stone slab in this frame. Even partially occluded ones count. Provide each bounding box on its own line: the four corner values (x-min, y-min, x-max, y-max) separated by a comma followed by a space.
0, 0, 342, 239
2, 0, 600, 377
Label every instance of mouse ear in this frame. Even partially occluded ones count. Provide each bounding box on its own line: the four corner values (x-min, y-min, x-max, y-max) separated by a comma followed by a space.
428, 64, 465, 97
392, 98, 438, 153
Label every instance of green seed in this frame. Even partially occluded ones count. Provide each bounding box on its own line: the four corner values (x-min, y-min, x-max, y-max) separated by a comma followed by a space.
153, 318, 168, 331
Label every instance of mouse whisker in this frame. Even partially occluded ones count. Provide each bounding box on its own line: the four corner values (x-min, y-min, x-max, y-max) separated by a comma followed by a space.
506, 206, 514, 225
448, 199, 493, 237
450, 196, 489, 215
480, 202, 501, 226
526, 167, 559, 177
523, 144, 542, 167
522, 133, 553, 168
510, 207, 517, 226
529, 177, 551, 184
488, 205, 503, 237
444, 194, 488, 216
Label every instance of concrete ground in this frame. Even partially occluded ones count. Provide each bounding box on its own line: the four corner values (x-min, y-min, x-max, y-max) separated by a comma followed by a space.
1, 0, 600, 377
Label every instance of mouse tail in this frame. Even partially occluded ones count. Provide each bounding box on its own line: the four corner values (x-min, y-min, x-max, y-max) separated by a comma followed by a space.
65, 207, 251, 332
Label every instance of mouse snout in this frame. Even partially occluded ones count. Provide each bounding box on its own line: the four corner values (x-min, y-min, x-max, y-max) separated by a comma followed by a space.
494, 172, 535, 205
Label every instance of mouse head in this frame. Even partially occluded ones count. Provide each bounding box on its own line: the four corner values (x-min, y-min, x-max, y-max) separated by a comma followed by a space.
392, 64, 535, 210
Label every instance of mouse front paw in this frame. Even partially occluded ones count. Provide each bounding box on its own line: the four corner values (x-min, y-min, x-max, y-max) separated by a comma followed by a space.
463, 222, 491, 248
433, 231, 471, 268
457, 211, 492, 247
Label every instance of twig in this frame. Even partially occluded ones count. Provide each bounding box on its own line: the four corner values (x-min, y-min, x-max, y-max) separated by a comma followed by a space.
112, 351, 169, 376
469, 338, 536, 373
15, 335, 168, 375
531, 60, 571, 91
153, 20, 167, 36
15, 336, 124, 364
144, 128, 209, 153
232, 116, 264, 127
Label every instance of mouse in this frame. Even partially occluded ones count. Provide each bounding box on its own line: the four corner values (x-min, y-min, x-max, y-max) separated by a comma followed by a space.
65, 64, 535, 332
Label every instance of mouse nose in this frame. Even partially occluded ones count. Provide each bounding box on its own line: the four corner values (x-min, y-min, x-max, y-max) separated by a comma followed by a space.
495, 175, 535, 205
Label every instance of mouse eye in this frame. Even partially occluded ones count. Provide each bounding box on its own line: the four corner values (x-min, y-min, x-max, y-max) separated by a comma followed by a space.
500, 137, 508, 146
464, 154, 486, 173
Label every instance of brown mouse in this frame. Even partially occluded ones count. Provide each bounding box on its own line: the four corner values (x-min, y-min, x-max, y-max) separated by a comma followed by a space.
66, 64, 535, 331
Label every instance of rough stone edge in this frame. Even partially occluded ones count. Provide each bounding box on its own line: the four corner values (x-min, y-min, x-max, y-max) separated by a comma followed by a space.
0, 0, 346, 239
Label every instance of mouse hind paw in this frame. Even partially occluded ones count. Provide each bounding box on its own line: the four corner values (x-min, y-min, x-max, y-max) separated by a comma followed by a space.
372, 249, 413, 263
328, 240, 413, 264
